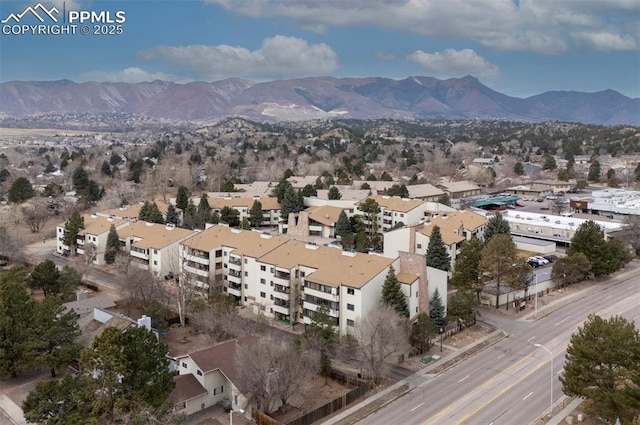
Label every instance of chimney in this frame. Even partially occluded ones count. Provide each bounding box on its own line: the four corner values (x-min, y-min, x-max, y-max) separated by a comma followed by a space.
138, 315, 152, 331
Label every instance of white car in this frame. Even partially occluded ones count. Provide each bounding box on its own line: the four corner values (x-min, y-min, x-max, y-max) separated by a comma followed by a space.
533, 256, 549, 265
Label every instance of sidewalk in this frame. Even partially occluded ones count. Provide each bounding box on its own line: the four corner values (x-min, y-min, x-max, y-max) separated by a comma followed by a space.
0, 392, 26, 425
545, 397, 583, 425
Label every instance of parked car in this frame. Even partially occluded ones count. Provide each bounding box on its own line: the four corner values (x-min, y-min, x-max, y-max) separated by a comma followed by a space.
533, 256, 550, 265
527, 259, 540, 268
543, 255, 557, 263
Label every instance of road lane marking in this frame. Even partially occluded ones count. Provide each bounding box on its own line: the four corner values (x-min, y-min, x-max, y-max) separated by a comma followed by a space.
606, 295, 613, 299
554, 316, 571, 326
458, 375, 470, 383
522, 391, 533, 401
410, 402, 424, 413
557, 368, 564, 375
527, 336, 536, 342
497, 354, 505, 359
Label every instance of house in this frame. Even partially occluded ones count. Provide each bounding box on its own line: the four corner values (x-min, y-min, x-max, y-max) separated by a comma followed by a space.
406, 184, 446, 201
437, 180, 482, 199
56, 214, 130, 264
170, 336, 256, 417
117, 221, 196, 277
472, 157, 496, 168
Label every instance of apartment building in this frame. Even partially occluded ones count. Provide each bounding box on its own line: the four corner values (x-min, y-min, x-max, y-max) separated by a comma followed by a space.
206, 195, 282, 226
280, 205, 347, 239
56, 214, 130, 264
117, 221, 195, 277
357, 195, 455, 235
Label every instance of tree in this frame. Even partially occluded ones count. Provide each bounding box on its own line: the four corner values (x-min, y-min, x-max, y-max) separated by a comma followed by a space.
319, 350, 332, 384
0, 267, 37, 377
551, 253, 592, 288
409, 312, 436, 355
249, 200, 264, 227
380, 171, 393, 181
195, 194, 211, 229
175, 185, 190, 210
576, 179, 588, 191
557, 168, 570, 181
359, 198, 380, 241
567, 220, 614, 277
483, 212, 510, 243
513, 162, 525, 176
301, 184, 317, 197
479, 233, 520, 308
426, 225, 451, 272
8, 177, 34, 203
80, 326, 174, 422
588, 159, 601, 182
104, 224, 120, 265
328, 186, 342, 200
437, 193, 451, 207
33, 297, 81, 377
447, 290, 476, 330
386, 184, 409, 198
165, 203, 179, 226
542, 154, 557, 170
101, 160, 112, 176
304, 303, 336, 342
182, 200, 197, 229
280, 185, 304, 219
0, 168, 10, 182
23, 375, 93, 425
139, 201, 164, 224
450, 236, 484, 297
191, 293, 239, 342
21, 204, 49, 233
0, 224, 26, 264
72, 166, 88, 189
220, 206, 240, 227
28, 259, 61, 298
56, 266, 82, 298
335, 210, 352, 237
560, 314, 640, 423
380, 266, 409, 317
274, 179, 293, 203
352, 307, 409, 384
63, 211, 84, 257
429, 287, 447, 329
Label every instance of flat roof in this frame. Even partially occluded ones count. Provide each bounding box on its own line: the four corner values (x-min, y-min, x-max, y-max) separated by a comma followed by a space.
365, 195, 426, 213
118, 221, 195, 249
202, 196, 280, 211
511, 235, 556, 247
473, 195, 520, 207
502, 210, 624, 232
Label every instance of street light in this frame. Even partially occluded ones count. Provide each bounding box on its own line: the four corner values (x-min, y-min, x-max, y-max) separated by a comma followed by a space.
534, 343, 553, 416
534, 273, 538, 319
230, 408, 245, 425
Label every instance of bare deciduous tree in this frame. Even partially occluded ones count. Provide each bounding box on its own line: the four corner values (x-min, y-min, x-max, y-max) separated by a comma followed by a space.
117, 255, 165, 315
0, 223, 26, 263
351, 306, 409, 385
21, 204, 49, 233
190, 294, 240, 342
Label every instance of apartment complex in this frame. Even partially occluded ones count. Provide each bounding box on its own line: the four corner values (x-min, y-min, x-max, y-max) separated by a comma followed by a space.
56, 214, 129, 263
205, 195, 282, 226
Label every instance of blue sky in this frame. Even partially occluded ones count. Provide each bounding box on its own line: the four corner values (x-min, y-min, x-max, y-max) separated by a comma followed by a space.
1, 0, 639, 98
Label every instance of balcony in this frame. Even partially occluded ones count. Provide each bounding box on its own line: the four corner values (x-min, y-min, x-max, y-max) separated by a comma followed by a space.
184, 264, 210, 278
227, 271, 241, 284
130, 248, 149, 260
184, 253, 209, 266
302, 301, 339, 317
272, 303, 290, 316
229, 256, 242, 266
227, 284, 241, 297
274, 284, 290, 294
130, 257, 149, 270
273, 291, 290, 301
303, 285, 337, 302
76, 238, 85, 246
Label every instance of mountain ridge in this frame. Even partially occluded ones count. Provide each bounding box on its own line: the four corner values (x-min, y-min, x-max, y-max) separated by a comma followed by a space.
1, 76, 638, 125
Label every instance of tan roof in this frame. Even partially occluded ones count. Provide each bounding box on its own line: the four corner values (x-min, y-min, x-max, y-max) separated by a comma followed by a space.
433, 210, 487, 232
79, 215, 127, 236
365, 195, 426, 213
259, 240, 393, 288
78, 315, 134, 348
417, 221, 466, 246
307, 205, 345, 226
287, 175, 320, 188
169, 374, 207, 404
181, 226, 288, 258
118, 221, 195, 250
205, 196, 280, 211
407, 184, 445, 199
98, 200, 171, 220
438, 180, 481, 193
396, 272, 419, 285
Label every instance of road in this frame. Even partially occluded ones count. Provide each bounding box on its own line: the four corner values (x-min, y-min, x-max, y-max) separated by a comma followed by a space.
360, 264, 640, 425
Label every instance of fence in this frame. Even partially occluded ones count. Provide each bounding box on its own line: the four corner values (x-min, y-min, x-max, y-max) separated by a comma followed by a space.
285, 381, 371, 425
253, 409, 282, 425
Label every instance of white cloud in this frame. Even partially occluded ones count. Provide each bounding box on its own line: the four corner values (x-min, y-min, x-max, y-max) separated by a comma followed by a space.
571, 32, 637, 51
138, 35, 338, 80
375, 51, 395, 62
407, 48, 499, 77
207, 0, 639, 53
79, 67, 189, 83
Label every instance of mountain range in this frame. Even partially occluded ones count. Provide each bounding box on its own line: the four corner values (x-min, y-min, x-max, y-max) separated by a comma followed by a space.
1, 75, 638, 125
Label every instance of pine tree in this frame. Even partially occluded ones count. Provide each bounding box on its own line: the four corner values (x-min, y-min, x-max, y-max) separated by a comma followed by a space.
450, 236, 484, 295
249, 200, 264, 227
8, 177, 34, 203
305, 303, 336, 342
567, 220, 611, 277
588, 159, 601, 182
104, 224, 120, 265
320, 350, 332, 384
426, 225, 451, 272
328, 186, 342, 200
28, 259, 61, 298
380, 266, 409, 317
280, 185, 303, 219
176, 185, 190, 210
165, 203, 179, 225
429, 287, 447, 329
483, 212, 511, 243
335, 210, 352, 237
63, 211, 85, 257
513, 162, 525, 175
195, 194, 211, 229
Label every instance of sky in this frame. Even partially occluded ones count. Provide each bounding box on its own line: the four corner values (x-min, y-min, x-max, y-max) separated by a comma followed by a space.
0, 0, 639, 98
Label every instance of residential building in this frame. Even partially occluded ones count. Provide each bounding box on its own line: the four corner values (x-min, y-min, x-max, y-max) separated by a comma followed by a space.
280, 205, 347, 239
56, 214, 130, 264
117, 221, 196, 277
170, 336, 256, 417
205, 195, 282, 226
437, 180, 482, 199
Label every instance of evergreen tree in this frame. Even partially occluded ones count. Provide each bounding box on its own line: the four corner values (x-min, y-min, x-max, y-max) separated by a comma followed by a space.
588, 159, 601, 182
567, 220, 613, 277
542, 154, 557, 170
104, 224, 120, 265
429, 287, 447, 329
479, 233, 520, 308
8, 177, 35, 203
176, 185, 190, 210
380, 171, 393, 181
335, 210, 352, 237
280, 185, 304, 219
23, 375, 92, 424
165, 203, 179, 225
249, 200, 264, 227
301, 184, 317, 197
182, 200, 197, 229
140, 201, 164, 224
560, 314, 640, 423
305, 303, 336, 342
409, 312, 436, 354
386, 184, 409, 198
450, 236, 484, 296
380, 266, 409, 317
63, 211, 84, 257
241, 217, 251, 230
447, 290, 476, 330
551, 252, 592, 288
513, 162, 525, 175
274, 180, 293, 203
328, 186, 342, 200
426, 225, 451, 271
72, 166, 89, 191
28, 259, 61, 298
437, 193, 451, 207
210, 210, 220, 224
195, 194, 211, 229
483, 212, 511, 243
220, 206, 240, 227
101, 160, 112, 176
557, 168, 570, 181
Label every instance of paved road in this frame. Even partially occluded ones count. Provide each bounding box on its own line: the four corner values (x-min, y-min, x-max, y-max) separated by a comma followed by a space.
359, 264, 640, 425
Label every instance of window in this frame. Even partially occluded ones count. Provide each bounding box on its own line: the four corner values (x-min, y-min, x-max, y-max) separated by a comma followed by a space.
347, 303, 354, 311
260, 265, 266, 271
417, 244, 422, 249
224, 251, 227, 256
260, 292, 266, 298
154, 249, 159, 254
181, 362, 187, 368
347, 288, 355, 295
196, 370, 202, 376
270, 295, 274, 300
347, 319, 354, 327
300, 271, 306, 277
244, 258, 248, 264
416, 291, 419, 298
244, 284, 248, 289
213, 385, 224, 395
244, 271, 248, 277
153, 260, 158, 266
260, 278, 266, 284
271, 267, 275, 273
